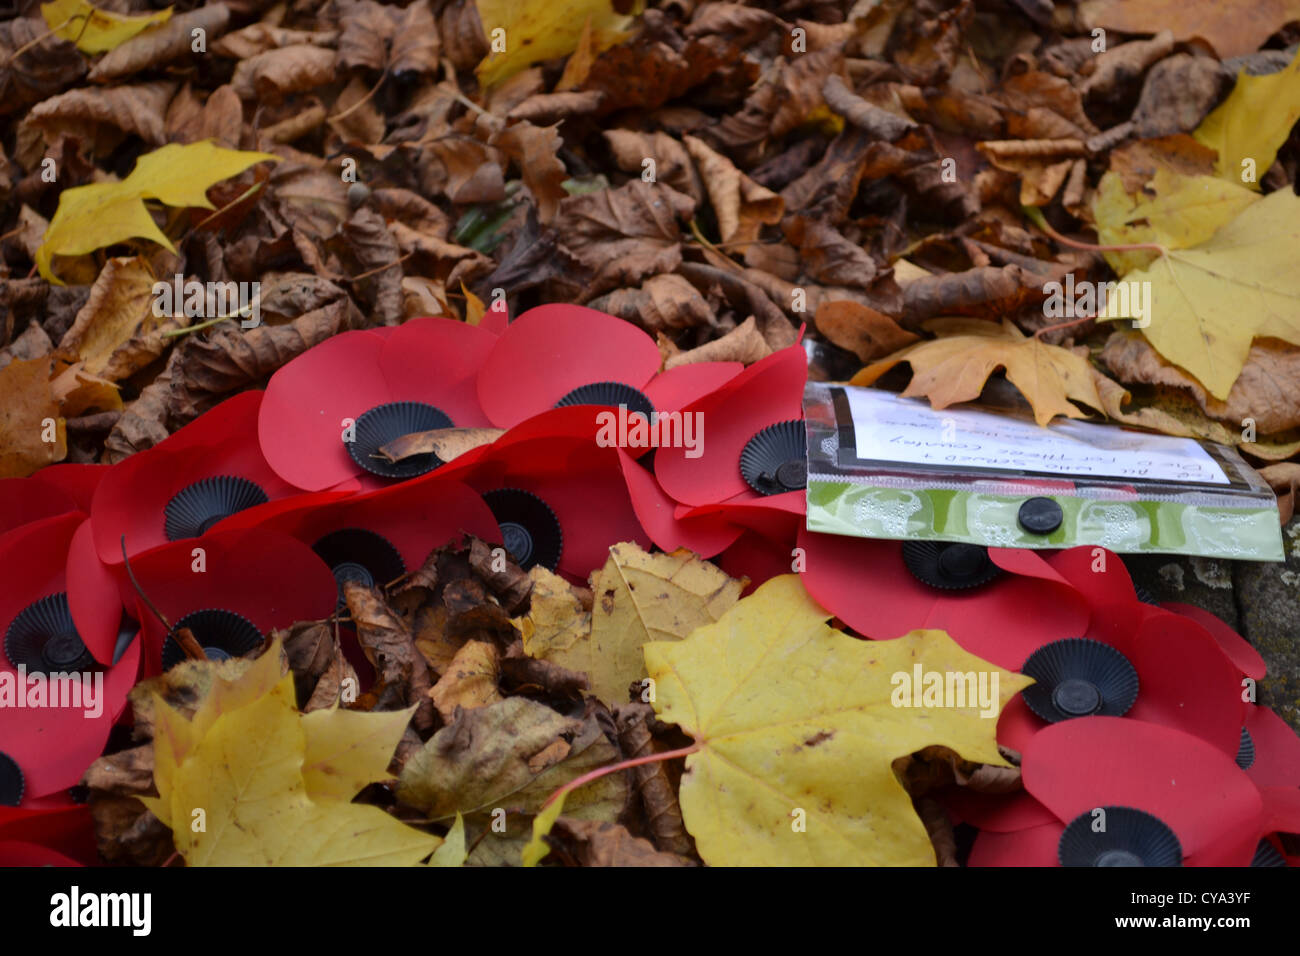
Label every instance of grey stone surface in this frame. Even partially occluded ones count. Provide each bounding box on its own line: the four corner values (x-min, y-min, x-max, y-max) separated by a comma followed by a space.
1124, 554, 1239, 627
1234, 518, 1300, 732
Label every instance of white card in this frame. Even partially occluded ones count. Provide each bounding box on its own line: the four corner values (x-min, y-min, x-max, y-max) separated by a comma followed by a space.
839, 387, 1230, 485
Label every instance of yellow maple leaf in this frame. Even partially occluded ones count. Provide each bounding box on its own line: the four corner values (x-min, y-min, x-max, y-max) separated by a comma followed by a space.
474, 0, 638, 88
851, 318, 1105, 426
644, 575, 1031, 866
36, 140, 278, 285
516, 544, 745, 705
41, 0, 171, 54
145, 642, 439, 866
1092, 168, 1258, 275
1120, 188, 1300, 400
1195, 46, 1300, 189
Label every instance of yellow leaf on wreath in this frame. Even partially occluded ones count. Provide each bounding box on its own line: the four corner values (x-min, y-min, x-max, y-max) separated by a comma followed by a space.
474, 0, 637, 88
1195, 46, 1300, 189
644, 575, 1031, 866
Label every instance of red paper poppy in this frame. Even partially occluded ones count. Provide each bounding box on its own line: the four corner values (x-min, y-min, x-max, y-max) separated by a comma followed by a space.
972, 717, 1273, 866
0, 476, 77, 537
653, 345, 808, 510
438, 424, 650, 581
1240, 704, 1300, 790
797, 528, 1090, 647
258, 317, 497, 491
0, 513, 141, 802
476, 303, 742, 429
211, 477, 500, 585
90, 390, 302, 568
125, 527, 338, 677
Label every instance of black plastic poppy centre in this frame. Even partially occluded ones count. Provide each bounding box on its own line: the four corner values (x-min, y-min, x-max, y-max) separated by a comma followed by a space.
554, 382, 655, 420
161, 608, 263, 671
1059, 807, 1182, 867
482, 488, 562, 572
1021, 638, 1140, 723
1251, 839, 1286, 867
0, 752, 23, 807
313, 528, 406, 602
164, 475, 269, 541
4, 593, 97, 675
740, 420, 807, 496
347, 401, 453, 479
901, 541, 1002, 590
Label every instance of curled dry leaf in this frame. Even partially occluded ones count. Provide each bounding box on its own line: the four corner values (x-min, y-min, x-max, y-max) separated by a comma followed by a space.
615, 702, 693, 857
1259, 463, 1300, 525
853, 319, 1106, 427
231, 44, 338, 101
490, 122, 569, 224
343, 580, 434, 732
429, 640, 502, 724
547, 818, 695, 867
89, 6, 232, 84
1102, 331, 1300, 434
661, 315, 771, 369
377, 427, 504, 464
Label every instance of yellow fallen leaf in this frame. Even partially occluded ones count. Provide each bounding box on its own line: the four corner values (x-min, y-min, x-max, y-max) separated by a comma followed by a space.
644, 575, 1031, 866
521, 792, 567, 867
146, 643, 439, 865
1092, 168, 1258, 275
300, 705, 416, 802
429, 814, 468, 867
41, 0, 171, 54
1118, 188, 1300, 400
474, 0, 637, 88
851, 319, 1105, 426
36, 140, 278, 284
1195, 46, 1300, 189
428, 640, 502, 723
518, 544, 745, 705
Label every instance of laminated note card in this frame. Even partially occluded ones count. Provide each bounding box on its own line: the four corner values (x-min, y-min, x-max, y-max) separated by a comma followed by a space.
803, 384, 1283, 561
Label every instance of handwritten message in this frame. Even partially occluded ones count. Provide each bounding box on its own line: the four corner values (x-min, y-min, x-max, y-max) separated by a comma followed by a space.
841, 388, 1230, 485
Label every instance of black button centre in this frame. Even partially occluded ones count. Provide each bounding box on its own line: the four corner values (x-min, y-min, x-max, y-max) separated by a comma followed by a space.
1052, 678, 1103, 716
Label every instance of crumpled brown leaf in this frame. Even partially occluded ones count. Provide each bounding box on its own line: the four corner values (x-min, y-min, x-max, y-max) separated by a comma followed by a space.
345, 579, 434, 731
490, 122, 569, 224
1101, 332, 1300, 435
555, 180, 696, 296
22, 81, 175, 159
545, 817, 695, 867
615, 702, 693, 857
588, 273, 717, 333
231, 45, 337, 101
0, 18, 85, 117
89, 6, 232, 84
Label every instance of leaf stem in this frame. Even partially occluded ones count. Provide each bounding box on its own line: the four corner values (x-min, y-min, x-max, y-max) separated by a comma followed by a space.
541, 741, 702, 809
1022, 205, 1166, 255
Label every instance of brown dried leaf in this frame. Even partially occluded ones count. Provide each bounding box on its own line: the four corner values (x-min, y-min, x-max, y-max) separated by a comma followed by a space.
814, 299, 920, 362
344, 580, 434, 732
548, 817, 695, 866
377, 426, 504, 464
490, 122, 569, 225
615, 702, 692, 856
683, 135, 782, 245
1259, 463, 1300, 525
0, 356, 65, 477
231, 45, 337, 101
662, 315, 771, 369
89, 6, 232, 84
0, 18, 85, 117
588, 273, 716, 332
1101, 332, 1300, 435
24, 81, 175, 155
555, 180, 695, 296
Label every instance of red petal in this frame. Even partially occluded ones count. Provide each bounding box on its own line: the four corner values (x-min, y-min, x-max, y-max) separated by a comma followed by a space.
33, 463, 108, 512
1162, 602, 1266, 680
66, 519, 125, 665
0, 841, 84, 866
259, 331, 394, 490
798, 527, 1088, 658
968, 822, 1064, 866
617, 451, 741, 556
1022, 717, 1263, 866
643, 362, 743, 412
476, 304, 662, 428
0, 478, 78, 537
0, 805, 96, 863
1243, 705, 1300, 789
717, 530, 800, 593
943, 786, 1057, 833
655, 346, 806, 506
378, 317, 497, 426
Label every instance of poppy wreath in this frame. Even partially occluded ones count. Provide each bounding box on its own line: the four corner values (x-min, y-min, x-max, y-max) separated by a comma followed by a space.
0, 301, 1295, 873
